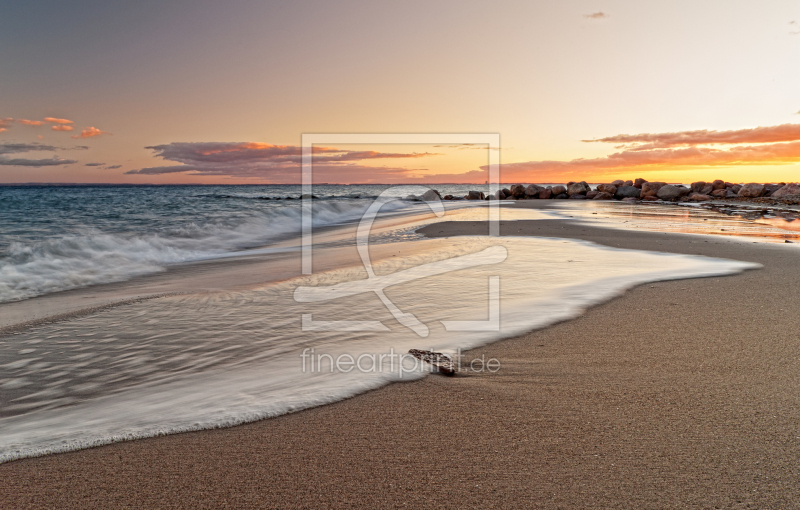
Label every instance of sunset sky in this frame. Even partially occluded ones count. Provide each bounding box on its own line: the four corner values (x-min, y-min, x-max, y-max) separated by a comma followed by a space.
1, 0, 799, 184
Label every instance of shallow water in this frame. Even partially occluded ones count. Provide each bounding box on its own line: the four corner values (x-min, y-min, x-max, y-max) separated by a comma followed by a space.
544, 201, 800, 243
0, 229, 758, 462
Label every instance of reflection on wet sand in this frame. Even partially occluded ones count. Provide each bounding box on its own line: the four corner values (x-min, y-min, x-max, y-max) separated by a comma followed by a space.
546, 201, 800, 243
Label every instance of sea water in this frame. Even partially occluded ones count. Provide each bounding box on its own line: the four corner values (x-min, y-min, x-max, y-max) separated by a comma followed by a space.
0, 185, 762, 462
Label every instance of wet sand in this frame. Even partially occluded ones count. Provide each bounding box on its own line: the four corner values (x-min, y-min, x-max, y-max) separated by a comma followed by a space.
2, 212, 800, 508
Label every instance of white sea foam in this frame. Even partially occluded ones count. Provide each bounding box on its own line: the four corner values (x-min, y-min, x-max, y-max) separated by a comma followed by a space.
0, 199, 418, 303
0, 236, 759, 462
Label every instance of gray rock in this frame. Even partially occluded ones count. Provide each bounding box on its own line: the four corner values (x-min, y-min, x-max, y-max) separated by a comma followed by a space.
567, 181, 590, 196
538, 187, 552, 199
615, 185, 641, 199
772, 183, 800, 198
689, 193, 712, 201
525, 184, 543, 197
691, 181, 706, 193
657, 185, 690, 201
641, 182, 666, 198
611, 179, 624, 186
467, 190, 485, 200
551, 185, 567, 196
553, 193, 568, 199
421, 189, 442, 202
509, 184, 527, 197
494, 189, 507, 200
738, 183, 765, 198
763, 184, 785, 197
593, 192, 614, 200
569, 194, 587, 199
596, 183, 617, 195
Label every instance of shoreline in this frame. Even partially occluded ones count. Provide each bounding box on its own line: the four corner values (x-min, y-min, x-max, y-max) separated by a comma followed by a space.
2, 213, 799, 508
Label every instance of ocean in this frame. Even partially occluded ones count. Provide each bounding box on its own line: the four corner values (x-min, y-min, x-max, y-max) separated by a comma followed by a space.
0, 185, 773, 461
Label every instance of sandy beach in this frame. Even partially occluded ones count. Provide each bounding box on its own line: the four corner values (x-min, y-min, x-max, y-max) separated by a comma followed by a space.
2, 205, 799, 509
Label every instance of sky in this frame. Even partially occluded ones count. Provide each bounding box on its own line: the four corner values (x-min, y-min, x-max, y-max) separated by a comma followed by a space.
1, 0, 799, 185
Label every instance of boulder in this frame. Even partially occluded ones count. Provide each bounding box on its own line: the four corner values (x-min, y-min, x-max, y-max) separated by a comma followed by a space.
738, 183, 765, 198
615, 185, 641, 199
764, 184, 784, 197
509, 184, 526, 197
525, 184, 542, 197
551, 185, 567, 196
726, 189, 738, 198
494, 189, 507, 200
538, 187, 552, 199
657, 184, 691, 201
641, 195, 660, 201
485, 195, 495, 201
421, 189, 442, 202
586, 190, 599, 199
691, 181, 706, 193
689, 193, 712, 201
502, 188, 511, 197
467, 190, 485, 200
623, 180, 633, 187
710, 189, 728, 198
634, 178, 648, 189
711, 179, 726, 191
611, 179, 625, 186
641, 181, 666, 198
593, 192, 614, 200
569, 194, 587, 199
700, 183, 714, 195
730, 184, 742, 194
772, 183, 800, 198
553, 193, 569, 199
596, 183, 617, 195
567, 181, 590, 196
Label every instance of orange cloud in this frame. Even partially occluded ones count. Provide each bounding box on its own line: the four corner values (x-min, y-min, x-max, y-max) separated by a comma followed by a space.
0, 128, 7, 133
585, 123, 800, 150
71, 126, 110, 139
482, 141, 800, 182
0, 118, 13, 129
127, 141, 440, 179
51, 125, 74, 131
17, 119, 45, 126
44, 117, 74, 124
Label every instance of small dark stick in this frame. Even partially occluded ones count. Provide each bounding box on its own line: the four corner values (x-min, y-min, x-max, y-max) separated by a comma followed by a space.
408, 349, 456, 376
